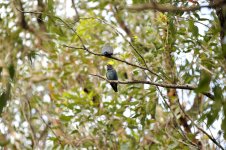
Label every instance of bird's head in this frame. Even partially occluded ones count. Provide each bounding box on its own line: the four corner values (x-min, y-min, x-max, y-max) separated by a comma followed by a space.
107, 64, 113, 70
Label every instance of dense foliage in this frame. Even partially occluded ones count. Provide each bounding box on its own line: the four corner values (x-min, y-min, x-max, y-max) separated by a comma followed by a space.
0, 0, 225, 149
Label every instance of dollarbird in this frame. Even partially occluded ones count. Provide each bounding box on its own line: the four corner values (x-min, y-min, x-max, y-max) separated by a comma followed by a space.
106, 64, 118, 92
101, 44, 113, 57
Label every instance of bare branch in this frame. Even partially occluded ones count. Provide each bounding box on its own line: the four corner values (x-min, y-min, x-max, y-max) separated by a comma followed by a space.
36, 108, 63, 145
71, 0, 80, 21
112, 5, 132, 38
21, 101, 37, 148
89, 74, 215, 100
90, 74, 194, 89
37, 0, 45, 25
16, 0, 28, 29
127, 0, 226, 13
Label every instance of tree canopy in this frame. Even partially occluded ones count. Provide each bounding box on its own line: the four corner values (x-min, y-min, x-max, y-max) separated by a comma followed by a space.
0, 0, 225, 149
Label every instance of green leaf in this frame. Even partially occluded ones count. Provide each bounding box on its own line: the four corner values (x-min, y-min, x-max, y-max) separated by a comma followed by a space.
71, 129, 79, 134
133, 69, 139, 76
0, 67, 2, 79
60, 115, 73, 122
213, 85, 223, 101
195, 70, 211, 93
0, 92, 7, 115
222, 117, 226, 139
132, 0, 147, 4
207, 111, 219, 127
8, 64, 15, 80
189, 20, 199, 37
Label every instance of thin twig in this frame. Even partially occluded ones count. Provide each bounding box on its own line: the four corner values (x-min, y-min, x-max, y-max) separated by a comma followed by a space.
71, 0, 80, 20
36, 109, 58, 139
21, 102, 37, 148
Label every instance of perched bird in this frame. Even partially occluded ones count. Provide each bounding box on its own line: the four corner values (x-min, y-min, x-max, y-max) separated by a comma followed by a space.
106, 64, 118, 92
101, 44, 113, 57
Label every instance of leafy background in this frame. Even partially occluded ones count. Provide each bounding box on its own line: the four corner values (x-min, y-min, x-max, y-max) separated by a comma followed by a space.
0, 0, 225, 149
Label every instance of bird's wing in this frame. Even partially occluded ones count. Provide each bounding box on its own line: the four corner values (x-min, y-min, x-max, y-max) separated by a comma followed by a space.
106, 70, 115, 80
113, 69, 118, 80
106, 71, 112, 80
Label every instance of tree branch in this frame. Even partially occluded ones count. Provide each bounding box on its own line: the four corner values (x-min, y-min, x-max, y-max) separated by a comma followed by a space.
127, 0, 226, 13
71, 0, 80, 21
63, 44, 163, 79
79, 17, 159, 80
112, 5, 132, 38
89, 74, 214, 100
90, 74, 194, 89
16, 0, 28, 29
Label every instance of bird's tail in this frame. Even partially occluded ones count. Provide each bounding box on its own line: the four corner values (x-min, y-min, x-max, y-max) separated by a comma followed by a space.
110, 83, 118, 92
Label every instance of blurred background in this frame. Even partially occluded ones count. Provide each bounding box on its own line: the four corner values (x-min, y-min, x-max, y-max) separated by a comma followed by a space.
0, 0, 225, 149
